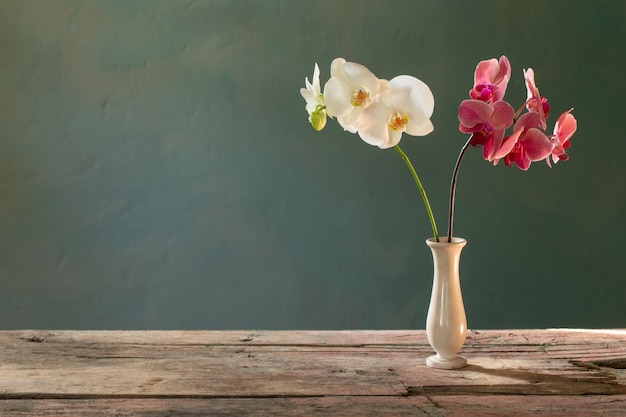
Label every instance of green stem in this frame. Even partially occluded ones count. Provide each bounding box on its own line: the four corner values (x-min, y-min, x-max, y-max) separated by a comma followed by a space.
394, 145, 439, 241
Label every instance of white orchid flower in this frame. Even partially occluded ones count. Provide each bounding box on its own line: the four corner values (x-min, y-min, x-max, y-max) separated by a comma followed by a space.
323, 58, 381, 133
300, 63, 326, 131
356, 75, 434, 149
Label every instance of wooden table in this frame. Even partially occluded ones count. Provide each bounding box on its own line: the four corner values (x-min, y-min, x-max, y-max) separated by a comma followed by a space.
1, 329, 625, 416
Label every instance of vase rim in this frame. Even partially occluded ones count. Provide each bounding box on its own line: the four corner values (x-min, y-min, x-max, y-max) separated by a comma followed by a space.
426, 237, 467, 246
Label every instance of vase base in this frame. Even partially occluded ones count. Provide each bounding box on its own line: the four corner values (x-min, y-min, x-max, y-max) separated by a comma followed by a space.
426, 354, 467, 369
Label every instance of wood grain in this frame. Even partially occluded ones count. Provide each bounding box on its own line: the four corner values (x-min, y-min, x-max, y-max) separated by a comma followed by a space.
0, 329, 625, 415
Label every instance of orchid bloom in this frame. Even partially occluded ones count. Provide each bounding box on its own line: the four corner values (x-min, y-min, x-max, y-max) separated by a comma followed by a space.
300, 63, 327, 131
523, 68, 551, 129
548, 109, 577, 166
458, 99, 515, 161
355, 75, 434, 149
499, 112, 554, 170
323, 58, 381, 133
469, 55, 511, 103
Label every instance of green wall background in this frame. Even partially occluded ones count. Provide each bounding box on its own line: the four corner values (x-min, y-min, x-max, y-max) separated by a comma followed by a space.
1, 0, 624, 330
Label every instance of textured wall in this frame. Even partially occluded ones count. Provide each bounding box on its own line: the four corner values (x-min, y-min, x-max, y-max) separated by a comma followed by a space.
0, 0, 624, 329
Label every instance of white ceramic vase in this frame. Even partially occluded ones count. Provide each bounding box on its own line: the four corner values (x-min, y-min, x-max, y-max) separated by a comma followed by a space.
425, 237, 468, 369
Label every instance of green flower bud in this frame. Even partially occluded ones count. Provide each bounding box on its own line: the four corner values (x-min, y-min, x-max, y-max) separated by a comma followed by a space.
309, 109, 327, 131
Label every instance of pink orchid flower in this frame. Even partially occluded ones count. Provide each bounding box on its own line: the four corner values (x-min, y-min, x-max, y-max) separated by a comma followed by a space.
500, 112, 554, 171
469, 55, 511, 103
523, 68, 551, 129
548, 109, 577, 166
458, 99, 515, 161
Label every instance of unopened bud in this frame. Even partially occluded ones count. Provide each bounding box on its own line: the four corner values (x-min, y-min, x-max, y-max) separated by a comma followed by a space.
309, 109, 327, 131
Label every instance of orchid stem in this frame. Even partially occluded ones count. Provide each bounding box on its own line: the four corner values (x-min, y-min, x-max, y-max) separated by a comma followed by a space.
448, 135, 473, 242
394, 145, 439, 242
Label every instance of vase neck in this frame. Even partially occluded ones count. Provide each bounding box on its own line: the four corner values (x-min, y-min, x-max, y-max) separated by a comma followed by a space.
426, 237, 467, 249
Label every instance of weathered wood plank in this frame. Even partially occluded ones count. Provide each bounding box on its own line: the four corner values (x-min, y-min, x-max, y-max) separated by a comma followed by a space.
0, 329, 427, 347
1, 396, 626, 417
3, 329, 625, 359
0, 328, 622, 351
0, 328, 621, 342
0, 330, 624, 415
0, 330, 624, 395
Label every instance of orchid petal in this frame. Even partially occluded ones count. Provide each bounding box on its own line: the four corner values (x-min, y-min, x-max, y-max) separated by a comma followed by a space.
550, 154, 558, 165
524, 68, 537, 101
330, 58, 347, 79
490, 101, 515, 128
405, 113, 434, 136
474, 58, 499, 86
300, 88, 315, 105
524, 68, 547, 129
345, 105, 366, 126
495, 56, 511, 84
459, 123, 477, 134
515, 112, 542, 130
356, 98, 390, 147
516, 155, 532, 171
323, 77, 352, 117
383, 128, 403, 149
483, 132, 495, 160
337, 115, 358, 133
458, 99, 493, 128
554, 109, 577, 144
493, 129, 523, 160
340, 62, 380, 94
520, 128, 553, 161
387, 75, 434, 118
485, 126, 507, 161
492, 56, 511, 101
309, 63, 321, 92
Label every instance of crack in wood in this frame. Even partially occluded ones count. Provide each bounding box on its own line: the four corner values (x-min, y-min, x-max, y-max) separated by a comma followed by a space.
425, 395, 446, 410
18, 335, 45, 343
408, 381, 626, 396
572, 358, 626, 370
592, 358, 626, 370
570, 360, 603, 371
0, 393, 412, 400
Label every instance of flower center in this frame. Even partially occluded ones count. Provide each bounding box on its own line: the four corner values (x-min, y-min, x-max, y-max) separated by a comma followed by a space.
471, 84, 495, 102
388, 112, 409, 131
527, 97, 550, 118
351, 89, 370, 107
